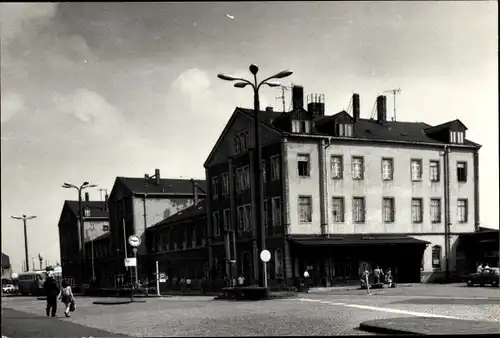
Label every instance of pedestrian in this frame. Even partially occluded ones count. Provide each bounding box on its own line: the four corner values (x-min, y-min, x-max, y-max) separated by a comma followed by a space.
386, 269, 393, 288
477, 263, 484, 273
58, 280, 75, 317
237, 274, 245, 286
360, 268, 370, 289
373, 266, 381, 285
43, 271, 60, 317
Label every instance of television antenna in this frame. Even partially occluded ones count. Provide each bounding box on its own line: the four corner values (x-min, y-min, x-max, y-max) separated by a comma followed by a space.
383, 88, 401, 121
275, 85, 292, 112
98, 188, 108, 202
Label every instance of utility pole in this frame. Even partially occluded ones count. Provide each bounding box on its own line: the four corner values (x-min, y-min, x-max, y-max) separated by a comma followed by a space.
384, 88, 401, 121
275, 85, 291, 112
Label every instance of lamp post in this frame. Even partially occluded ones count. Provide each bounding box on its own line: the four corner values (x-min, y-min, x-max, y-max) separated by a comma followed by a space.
62, 181, 98, 285
86, 223, 96, 282
11, 214, 37, 272
217, 65, 293, 287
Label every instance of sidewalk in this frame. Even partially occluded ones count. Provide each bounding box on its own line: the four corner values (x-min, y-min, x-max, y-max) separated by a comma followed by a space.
359, 317, 500, 335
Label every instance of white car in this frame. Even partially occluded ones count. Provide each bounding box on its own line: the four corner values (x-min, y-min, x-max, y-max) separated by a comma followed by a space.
2, 284, 18, 294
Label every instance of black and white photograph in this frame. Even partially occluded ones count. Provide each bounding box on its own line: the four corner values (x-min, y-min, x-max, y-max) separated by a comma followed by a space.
1, 1, 498, 337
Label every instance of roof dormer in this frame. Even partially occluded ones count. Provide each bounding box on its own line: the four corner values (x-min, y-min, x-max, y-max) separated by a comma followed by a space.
424, 119, 467, 144
291, 119, 312, 134
333, 111, 354, 137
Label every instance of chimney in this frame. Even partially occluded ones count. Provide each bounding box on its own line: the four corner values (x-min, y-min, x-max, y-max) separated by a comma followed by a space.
376, 95, 387, 124
307, 93, 325, 116
155, 168, 160, 185
191, 178, 198, 205
292, 85, 304, 110
104, 194, 109, 211
352, 94, 360, 122
265, 106, 273, 112
84, 192, 89, 202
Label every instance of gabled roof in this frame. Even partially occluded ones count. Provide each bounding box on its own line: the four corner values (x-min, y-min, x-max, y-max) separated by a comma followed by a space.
65, 201, 109, 218
424, 119, 468, 134
115, 177, 206, 195
203, 107, 284, 168
148, 201, 206, 231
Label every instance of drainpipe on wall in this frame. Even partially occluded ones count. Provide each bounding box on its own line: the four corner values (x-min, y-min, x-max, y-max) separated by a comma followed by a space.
205, 168, 214, 280
443, 145, 451, 282
473, 150, 480, 232
280, 138, 291, 286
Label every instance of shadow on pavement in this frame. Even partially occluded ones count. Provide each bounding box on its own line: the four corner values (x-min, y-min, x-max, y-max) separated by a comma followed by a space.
391, 298, 500, 305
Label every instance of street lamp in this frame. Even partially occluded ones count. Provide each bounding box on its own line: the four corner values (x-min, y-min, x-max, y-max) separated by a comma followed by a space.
62, 181, 98, 284
217, 65, 293, 288
11, 214, 37, 272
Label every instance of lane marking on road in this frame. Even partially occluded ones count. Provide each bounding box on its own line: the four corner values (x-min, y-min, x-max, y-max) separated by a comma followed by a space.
297, 298, 460, 320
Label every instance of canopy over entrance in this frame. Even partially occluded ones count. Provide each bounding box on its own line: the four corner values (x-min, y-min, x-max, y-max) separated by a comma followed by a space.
290, 234, 430, 247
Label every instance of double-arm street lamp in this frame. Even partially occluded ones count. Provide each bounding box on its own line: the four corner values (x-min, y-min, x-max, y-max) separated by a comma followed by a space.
11, 214, 37, 272
62, 181, 98, 284
217, 64, 293, 287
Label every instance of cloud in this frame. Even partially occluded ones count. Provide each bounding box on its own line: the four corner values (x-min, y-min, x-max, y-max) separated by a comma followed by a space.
171, 68, 211, 94
0, 3, 57, 44
0, 92, 25, 123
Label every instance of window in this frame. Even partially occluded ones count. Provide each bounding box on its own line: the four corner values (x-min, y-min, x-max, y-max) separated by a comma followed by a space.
211, 176, 219, 199
432, 245, 442, 269
332, 197, 345, 222
411, 198, 423, 223
271, 197, 281, 226
236, 166, 250, 191
223, 209, 232, 230
450, 131, 464, 144
351, 156, 364, 179
270, 155, 280, 180
261, 160, 267, 183
244, 204, 252, 230
382, 197, 395, 223
84, 208, 91, 217
457, 199, 468, 223
336, 123, 353, 137
429, 160, 440, 182
457, 162, 467, 182
331, 155, 343, 179
222, 173, 229, 195
353, 197, 365, 223
212, 211, 220, 236
430, 199, 441, 223
298, 196, 312, 223
411, 159, 422, 181
264, 199, 268, 228
382, 158, 393, 180
234, 131, 248, 154
292, 120, 312, 133
237, 206, 245, 231
298, 154, 310, 177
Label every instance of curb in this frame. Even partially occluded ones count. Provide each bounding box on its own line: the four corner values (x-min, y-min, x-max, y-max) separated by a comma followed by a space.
359, 322, 419, 335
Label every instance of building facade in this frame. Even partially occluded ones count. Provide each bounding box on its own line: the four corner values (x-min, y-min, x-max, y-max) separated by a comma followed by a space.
204, 85, 481, 286
106, 169, 206, 283
58, 195, 109, 285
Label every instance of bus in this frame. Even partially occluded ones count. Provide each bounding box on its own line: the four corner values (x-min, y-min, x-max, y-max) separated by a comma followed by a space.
17, 271, 47, 296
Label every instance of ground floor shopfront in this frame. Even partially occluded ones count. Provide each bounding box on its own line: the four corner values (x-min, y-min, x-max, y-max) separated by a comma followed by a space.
288, 234, 430, 286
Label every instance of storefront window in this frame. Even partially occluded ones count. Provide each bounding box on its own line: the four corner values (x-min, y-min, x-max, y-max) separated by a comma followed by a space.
432, 245, 442, 269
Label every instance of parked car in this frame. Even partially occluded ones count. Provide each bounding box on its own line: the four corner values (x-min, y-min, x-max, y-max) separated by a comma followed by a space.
463, 267, 499, 287
2, 284, 18, 294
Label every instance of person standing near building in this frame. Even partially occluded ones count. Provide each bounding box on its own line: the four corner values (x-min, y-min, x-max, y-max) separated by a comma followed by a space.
373, 266, 381, 285
477, 263, 484, 273
43, 271, 60, 317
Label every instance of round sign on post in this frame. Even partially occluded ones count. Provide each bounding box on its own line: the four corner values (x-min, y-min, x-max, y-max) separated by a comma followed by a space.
128, 235, 141, 247
260, 249, 271, 263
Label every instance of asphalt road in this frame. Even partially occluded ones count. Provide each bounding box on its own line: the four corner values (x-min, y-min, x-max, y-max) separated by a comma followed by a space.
2, 284, 498, 337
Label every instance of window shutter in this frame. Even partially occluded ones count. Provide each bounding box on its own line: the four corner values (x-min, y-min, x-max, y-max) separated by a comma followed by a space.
464, 164, 468, 182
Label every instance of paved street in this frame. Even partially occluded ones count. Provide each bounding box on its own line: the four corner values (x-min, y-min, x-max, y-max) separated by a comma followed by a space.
2, 284, 499, 337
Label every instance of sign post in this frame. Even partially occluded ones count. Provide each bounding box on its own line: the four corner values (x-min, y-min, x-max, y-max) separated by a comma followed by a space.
259, 250, 271, 288
156, 261, 160, 296
126, 235, 141, 303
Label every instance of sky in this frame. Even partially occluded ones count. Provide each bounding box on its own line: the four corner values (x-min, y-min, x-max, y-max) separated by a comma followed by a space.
1, 2, 498, 272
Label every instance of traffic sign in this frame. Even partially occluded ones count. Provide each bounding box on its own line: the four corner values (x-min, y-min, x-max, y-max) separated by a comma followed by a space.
159, 272, 166, 283
260, 249, 271, 263
128, 235, 141, 247
124, 258, 137, 267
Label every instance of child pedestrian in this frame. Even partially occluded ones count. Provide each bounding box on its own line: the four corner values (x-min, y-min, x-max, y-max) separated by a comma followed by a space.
58, 280, 75, 317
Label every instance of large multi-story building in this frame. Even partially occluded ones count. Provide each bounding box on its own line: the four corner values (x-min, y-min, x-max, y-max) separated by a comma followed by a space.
204, 85, 481, 286
58, 193, 109, 285
106, 169, 206, 282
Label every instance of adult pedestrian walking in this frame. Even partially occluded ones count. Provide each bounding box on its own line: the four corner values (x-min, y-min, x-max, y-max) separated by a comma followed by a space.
58, 280, 75, 317
373, 266, 381, 285
43, 271, 60, 317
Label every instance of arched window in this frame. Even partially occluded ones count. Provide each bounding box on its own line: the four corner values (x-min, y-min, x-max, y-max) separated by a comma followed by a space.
432, 245, 442, 269
275, 249, 284, 279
